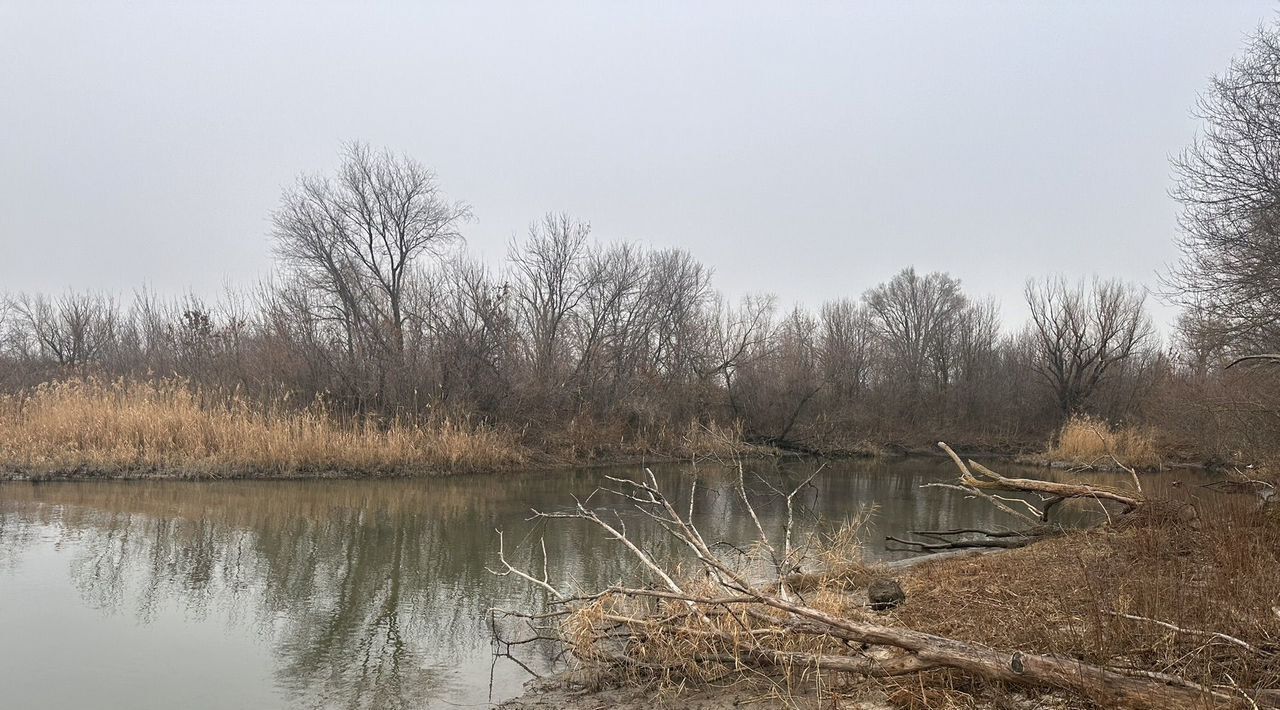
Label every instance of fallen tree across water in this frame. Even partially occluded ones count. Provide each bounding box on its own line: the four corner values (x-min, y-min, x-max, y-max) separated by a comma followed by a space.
491, 446, 1278, 709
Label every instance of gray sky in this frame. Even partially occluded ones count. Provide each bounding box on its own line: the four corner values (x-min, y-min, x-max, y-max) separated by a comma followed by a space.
1, 2, 1274, 330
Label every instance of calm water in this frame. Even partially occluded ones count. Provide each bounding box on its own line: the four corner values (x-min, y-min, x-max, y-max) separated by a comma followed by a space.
0, 458, 1171, 709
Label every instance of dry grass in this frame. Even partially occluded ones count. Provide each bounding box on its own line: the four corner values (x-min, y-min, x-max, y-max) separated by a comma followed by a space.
501, 410, 768, 467
888, 491, 1280, 707
1043, 414, 1163, 470
0, 377, 529, 477
552, 482, 1280, 708
672, 419, 776, 460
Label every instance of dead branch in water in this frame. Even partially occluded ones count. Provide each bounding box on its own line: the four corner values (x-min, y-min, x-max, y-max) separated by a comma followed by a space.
489, 455, 1273, 708
940, 441, 1144, 512
891, 442, 1145, 553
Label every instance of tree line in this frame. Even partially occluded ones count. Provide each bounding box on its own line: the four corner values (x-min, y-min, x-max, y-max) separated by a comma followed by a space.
0, 145, 1161, 452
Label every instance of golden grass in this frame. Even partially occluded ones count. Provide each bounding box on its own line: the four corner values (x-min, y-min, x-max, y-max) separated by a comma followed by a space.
0, 378, 529, 477
1043, 414, 1162, 470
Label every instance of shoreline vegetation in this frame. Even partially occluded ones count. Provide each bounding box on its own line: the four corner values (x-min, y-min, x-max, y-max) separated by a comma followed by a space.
2, 141, 1276, 483
0, 377, 772, 481
0, 376, 1205, 482
2, 144, 1275, 487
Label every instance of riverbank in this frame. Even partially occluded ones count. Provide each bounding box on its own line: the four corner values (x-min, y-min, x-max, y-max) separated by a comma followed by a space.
0, 378, 779, 480
496, 469, 1280, 709
0, 378, 1241, 482
0, 377, 996, 482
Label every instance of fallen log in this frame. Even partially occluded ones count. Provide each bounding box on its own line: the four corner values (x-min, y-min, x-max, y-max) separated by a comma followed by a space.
886, 525, 1061, 552
939, 441, 1144, 512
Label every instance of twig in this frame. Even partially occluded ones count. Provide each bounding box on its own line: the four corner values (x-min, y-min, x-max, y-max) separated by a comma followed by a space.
1103, 610, 1267, 656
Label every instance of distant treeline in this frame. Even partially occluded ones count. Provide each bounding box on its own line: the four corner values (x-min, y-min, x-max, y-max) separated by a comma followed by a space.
4, 59, 1280, 467
0, 145, 1187, 456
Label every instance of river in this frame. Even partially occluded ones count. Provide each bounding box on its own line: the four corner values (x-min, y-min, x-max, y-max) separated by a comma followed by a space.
0, 457, 1157, 709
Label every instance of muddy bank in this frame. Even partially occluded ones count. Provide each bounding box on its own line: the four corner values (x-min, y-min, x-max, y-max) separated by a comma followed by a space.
495, 676, 1085, 710
0, 452, 693, 482
0, 443, 1034, 483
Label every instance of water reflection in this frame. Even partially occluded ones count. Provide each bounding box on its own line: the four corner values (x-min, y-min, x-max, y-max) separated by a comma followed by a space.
0, 459, 1187, 709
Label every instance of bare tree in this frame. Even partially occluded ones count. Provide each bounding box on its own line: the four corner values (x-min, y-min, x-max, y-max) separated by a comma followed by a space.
569, 242, 650, 412
863, 268, 968, 416
1167, 22, 1280, 354
272, 142, 471, 404
11, 292, 119, 367
702, 293, 776, 416
427, 256, 514, 413
1024, 277, 1155, 418
818, 298, 875, 403
735, 306, 821, 443
646, 249, 713, 383
507, 213, 594, 395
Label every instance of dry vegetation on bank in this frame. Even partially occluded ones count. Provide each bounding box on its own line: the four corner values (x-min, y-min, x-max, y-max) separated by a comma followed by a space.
0, 377, 777, 478
889, 496, 1280, 707
0, 378, 530, 477
0, 373, 1269, 480
1039, 415, 1163, 470
495, 454, 1280, 709
0, 375, 1250, 479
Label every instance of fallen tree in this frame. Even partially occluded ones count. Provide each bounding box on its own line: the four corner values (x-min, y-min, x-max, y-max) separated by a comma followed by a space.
889, 442, 1145, 553
491, 446, 1276, 708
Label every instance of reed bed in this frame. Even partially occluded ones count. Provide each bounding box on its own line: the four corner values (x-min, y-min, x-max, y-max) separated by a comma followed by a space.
0, 378, 529, 477
1043, 414, 1162, 470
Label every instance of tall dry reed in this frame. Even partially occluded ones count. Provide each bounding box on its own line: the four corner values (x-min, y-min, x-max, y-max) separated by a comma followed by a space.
0, 378, 528, 477
1043, 414, 1162, 470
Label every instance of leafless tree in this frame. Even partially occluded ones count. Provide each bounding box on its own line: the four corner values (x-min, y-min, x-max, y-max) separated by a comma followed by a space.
818, 298, 875, 403
10, 292, 119, 367
646, 249, 713, 382
735, 306, 822, 443
426, 256, 514, 414
272, 143, 471, 405
569, 242, 651, 412
702, 293, 776, 416
1025, 277, 1155, 418
863, 268, 968, 418
508, 213, 593, 395
1167, 22, 1280, 354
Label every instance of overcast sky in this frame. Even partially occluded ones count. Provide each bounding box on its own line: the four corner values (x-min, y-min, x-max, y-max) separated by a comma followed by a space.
1, 2, 1275, 330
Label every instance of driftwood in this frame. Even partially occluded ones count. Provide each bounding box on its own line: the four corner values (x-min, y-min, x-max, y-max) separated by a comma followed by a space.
939, 441, 1143, 512
886, 526, 1056, 552
1201, 468, 1278, 510
491, 452, 1274, 709
888, 442, 1145, 553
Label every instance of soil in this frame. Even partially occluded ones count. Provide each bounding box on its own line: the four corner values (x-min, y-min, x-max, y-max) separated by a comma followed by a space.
495, 675, 1087, 710
495, 675, 896, 710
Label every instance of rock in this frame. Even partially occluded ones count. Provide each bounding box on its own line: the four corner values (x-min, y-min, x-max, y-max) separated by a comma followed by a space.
867, 578, 905, 611
1176, 503, 1201, 531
